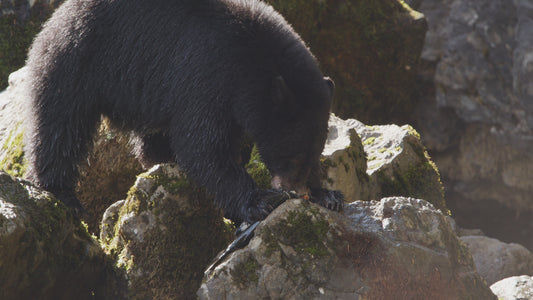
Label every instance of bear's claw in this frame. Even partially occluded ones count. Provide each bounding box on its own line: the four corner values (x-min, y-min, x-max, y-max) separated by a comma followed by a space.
310, 188, 344, 212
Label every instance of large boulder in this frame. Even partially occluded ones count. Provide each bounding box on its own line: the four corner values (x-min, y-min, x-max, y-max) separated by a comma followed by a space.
198, 197, 495, 299
414, 0, 533, 251
100, 164, 234, 299
0, 171, 125, 299
324, 114, 447, 213
460, 235, 533, 285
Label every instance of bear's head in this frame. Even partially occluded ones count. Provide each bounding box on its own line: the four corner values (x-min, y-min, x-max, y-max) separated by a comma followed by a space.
259, 75, 334, 196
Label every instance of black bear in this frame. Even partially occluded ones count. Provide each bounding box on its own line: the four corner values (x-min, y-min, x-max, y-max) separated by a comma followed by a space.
25, 0, 342, 224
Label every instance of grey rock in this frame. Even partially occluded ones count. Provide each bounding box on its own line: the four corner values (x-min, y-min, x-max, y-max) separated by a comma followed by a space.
416, 0, 533, 252
324, 114, 447, 213
199, 197, 495, 299
461, 236, 533, 285
491, 276, 533, 300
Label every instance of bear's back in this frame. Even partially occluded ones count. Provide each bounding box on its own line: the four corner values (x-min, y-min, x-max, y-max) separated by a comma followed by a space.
27, 0, 301, 101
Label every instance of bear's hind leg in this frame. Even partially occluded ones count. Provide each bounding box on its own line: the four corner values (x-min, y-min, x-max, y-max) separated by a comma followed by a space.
26, 104, 100, 214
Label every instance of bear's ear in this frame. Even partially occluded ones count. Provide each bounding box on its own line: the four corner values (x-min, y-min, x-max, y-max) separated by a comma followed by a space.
324, 77, 334, 98
272, 75, 295, 111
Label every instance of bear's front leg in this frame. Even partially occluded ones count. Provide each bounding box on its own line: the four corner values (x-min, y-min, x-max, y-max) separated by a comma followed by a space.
168, 141, 276, 224
307, 163, 344, 212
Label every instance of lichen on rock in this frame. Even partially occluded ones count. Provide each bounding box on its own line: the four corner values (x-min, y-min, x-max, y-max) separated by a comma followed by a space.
323, 114, 448, 214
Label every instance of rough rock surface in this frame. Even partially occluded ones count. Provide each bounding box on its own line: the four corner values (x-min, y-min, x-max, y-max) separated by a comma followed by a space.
0, 171, 125, 299
491, 276, 533, 300
415, 0, 533, 251
0, 67, 143, 234
100, 164, 233, 299
0, 68, 27, 177
324, 114, 447, 213
460, 235, 533, 285
198, 197, 495, 299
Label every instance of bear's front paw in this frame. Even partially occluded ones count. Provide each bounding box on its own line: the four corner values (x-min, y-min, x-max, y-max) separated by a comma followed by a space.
310, 188, 344, 212
245, 189, 294, 223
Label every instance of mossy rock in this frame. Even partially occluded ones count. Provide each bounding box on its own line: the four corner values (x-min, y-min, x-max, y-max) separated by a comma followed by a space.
266, 0, 427, 124
372, 130, 448, 214
0, 171, 125, 299
0, 121, 26, 177
100, 164, 234, 299
324, 114, 448, 214
76, 119, 144, 235
199, 198, 495, 299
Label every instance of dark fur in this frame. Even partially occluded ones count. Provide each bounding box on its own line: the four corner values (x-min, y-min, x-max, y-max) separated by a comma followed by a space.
25, 0, 338, 224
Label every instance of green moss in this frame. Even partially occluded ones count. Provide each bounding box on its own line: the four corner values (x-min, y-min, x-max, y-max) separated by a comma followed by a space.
276, 206, 331, 257
245, 145, 271, 189
103, 168, 234, 299
261, 226, 281, 257
376, 159, 448, 215
137, 172, 193, 195
230, 256, 261, 288
0, 123, 27, 177
123, 187, 147, 214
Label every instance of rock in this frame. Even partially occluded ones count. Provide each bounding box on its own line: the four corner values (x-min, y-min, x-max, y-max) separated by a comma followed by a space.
324, 114, 447, 214
100, 164, 233, 299
414, 0, 533, 251
0, 68, 28, 178
0, 67, 143, 235
265, 0, 427, 125
491, 276, 533, 300
322, 115, 370, 202
432, 0, 533, 134
460, 236, 533, 285
75, 120, 143, 234
199, 197, 495, 299
0, 171, 125, 299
